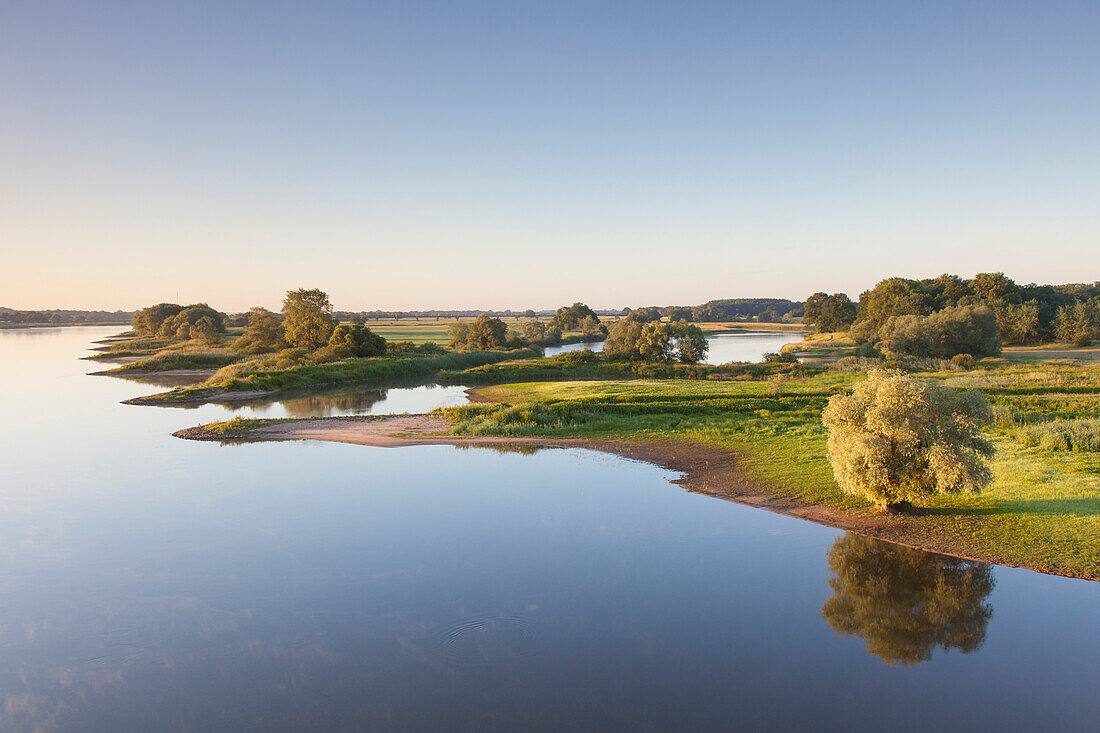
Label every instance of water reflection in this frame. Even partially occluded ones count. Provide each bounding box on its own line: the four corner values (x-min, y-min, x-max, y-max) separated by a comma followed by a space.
251, 386, 388, 417
821, 534, 995, 665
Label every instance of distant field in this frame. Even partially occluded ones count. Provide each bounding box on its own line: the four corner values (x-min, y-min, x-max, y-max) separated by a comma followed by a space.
357, 324, 453, 344
1003, 345, 1100, 361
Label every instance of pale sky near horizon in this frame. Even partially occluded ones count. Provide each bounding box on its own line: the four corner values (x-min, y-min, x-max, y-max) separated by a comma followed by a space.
2, 1, 1097, 312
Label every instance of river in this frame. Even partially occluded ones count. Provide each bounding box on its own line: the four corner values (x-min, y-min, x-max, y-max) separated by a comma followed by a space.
543, 330, 802, 364
0, 326, 1096, 731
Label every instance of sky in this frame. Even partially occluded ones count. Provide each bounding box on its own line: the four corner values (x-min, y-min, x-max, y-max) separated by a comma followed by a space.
2, 1, 1097, 312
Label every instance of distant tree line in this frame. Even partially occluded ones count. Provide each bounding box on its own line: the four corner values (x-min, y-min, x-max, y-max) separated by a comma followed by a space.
687, 298, 804, 323
0, 307, 135, 324
331, 298, 805, 325
804, 274, 1100, 356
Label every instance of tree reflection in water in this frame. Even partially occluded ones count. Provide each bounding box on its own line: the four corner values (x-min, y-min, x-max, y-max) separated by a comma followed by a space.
821, 534, 995, 665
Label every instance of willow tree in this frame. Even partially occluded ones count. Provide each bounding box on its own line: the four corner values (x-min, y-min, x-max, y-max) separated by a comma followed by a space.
282, 288, 336, 350
821, 369, 994, 511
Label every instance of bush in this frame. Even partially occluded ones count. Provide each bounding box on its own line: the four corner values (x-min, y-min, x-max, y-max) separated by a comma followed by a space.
329, 323, 386, 357
1017, 419, 1100, 452
275, 348, 309, 369
878, 305, 1000, 359
822, 369, 994, 510
951, 353, 975, 370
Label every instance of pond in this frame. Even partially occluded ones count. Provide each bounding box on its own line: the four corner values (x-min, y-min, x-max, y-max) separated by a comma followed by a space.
0, 326, 1096, 730
542, 330, 803, 364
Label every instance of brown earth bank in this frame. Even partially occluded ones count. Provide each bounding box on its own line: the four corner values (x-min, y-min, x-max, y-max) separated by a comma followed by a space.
173, 414, 1099, 581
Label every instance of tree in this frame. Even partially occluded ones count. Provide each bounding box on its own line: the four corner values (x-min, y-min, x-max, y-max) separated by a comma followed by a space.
604, 319, 706, 363
671, 320, 708, 364
132, 303, 184, 336
625, 306, 662, 324
1054, 301, 1099, 346
523, 309, 537, 319
577, 315, 606, 338
233, 306, 286, 354
804, 292, 857, 333
821, 534, 994, 666
877, 304, 1001, 359
856, 278, 925, 330
329, 323, 386, 357
450, 314, 508, 350
188, 315, 218, 345
549, 302, 600, 331
996, 301, 1043, 345
282, 288, 336, 350
969, 272, 1020, 306
603, 320, 645, 359
821, 370, 994, 511
665, 306, 692, 322
521, 320, 546, 343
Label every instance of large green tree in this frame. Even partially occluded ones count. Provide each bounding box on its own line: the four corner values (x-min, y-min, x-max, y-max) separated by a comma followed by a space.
282, 288, 336, 350
549, 302, 600, 331
603, 319, 707, 363
821, 370, 994, 511
821, 534, 994, 666
450, 314, 508, 350
804, 292, 857, 333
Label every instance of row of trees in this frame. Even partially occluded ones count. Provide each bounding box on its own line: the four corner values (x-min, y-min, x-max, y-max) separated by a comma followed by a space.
805, 274, 1100, 353
0, 307, 134, 325
852, 273, 1099, 345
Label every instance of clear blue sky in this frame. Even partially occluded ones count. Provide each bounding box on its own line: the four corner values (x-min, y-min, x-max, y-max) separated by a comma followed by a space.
2, 1, 1097, 311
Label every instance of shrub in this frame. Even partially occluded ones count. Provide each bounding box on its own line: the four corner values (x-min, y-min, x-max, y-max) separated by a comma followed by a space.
821, 369, 994, 510
275, 347, 309, 369
951, 353, 975, 370
1016, 419, 1100, 452
329, 323, 386, 357
878, 305, 1000, 359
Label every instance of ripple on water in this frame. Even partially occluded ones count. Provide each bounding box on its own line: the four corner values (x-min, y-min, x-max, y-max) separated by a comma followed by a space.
432, 612, 538, 667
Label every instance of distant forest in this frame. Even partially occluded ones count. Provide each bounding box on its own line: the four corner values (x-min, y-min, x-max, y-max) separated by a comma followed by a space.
0, 307, 135, 325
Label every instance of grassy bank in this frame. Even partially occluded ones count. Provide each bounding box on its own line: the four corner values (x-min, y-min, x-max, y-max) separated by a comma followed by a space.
128, 348, 540, 404
442, 368, 1100, 579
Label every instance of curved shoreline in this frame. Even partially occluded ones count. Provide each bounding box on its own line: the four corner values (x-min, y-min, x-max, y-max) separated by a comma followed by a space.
174, 414, 1099, 582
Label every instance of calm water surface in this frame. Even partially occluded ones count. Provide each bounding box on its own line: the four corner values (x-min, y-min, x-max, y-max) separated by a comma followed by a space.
0, 327, 1096, 731
543, 331, 802, 364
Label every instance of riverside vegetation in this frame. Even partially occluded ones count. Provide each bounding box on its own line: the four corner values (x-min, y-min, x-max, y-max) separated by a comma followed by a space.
114, 275, 1099, 579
